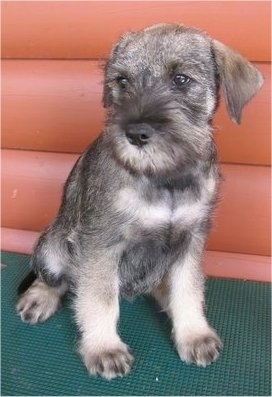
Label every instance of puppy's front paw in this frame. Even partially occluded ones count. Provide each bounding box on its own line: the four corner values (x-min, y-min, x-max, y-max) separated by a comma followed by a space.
79, 340, 134, 380
176, 329, 222, 367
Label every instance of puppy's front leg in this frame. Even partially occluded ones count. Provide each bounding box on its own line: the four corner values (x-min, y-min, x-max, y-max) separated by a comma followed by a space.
169, 244, 222, 367
74, 255, 133, 379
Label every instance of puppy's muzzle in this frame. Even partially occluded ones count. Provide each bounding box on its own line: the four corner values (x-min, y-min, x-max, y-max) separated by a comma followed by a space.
125, 123, 154, 147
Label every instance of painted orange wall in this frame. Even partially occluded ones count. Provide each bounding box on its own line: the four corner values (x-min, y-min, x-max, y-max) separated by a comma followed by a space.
1, 1, 271, 281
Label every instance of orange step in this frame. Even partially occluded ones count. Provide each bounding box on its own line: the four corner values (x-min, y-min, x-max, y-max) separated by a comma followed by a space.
1, 227, 270, 282
2, 61, 270, 165
2, 1, 270, 61
2, 149, 271, 256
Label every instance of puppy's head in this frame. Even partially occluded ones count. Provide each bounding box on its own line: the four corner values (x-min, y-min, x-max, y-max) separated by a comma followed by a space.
103, 23, 263, 175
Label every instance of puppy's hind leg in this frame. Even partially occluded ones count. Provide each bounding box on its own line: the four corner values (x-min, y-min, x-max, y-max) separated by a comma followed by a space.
151, 277, 171, 316
16, 231, 69, 324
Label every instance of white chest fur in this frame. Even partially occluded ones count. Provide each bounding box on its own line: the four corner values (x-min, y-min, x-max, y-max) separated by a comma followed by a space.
115, 178, 215, 229
116, 187, 171, 228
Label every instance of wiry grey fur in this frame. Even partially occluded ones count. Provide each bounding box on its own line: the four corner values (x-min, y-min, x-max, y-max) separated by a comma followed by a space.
16, 23, 263, 379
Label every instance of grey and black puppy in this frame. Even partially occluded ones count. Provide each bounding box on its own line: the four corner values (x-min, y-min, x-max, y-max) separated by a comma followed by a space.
16, 23, 263, 379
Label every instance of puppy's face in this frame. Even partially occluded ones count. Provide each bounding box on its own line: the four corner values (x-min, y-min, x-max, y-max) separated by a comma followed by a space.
103, 24, 263, 175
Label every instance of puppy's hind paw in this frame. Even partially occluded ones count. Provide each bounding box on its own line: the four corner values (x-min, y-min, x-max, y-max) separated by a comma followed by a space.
79, 341, 134, 380
16, 280, 61, 324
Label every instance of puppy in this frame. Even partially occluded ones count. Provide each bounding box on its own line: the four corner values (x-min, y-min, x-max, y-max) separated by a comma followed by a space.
16, 23, 263, 379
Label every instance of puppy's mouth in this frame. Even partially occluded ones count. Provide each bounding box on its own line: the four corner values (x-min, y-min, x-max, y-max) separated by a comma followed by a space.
125, 123, 154, 148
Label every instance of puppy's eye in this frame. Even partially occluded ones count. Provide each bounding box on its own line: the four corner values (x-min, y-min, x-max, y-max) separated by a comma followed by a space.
116, 76, 128, 89
173, 74, 191, 87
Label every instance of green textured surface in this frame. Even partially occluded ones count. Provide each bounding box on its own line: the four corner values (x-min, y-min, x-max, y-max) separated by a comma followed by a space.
1, 251, 271, 396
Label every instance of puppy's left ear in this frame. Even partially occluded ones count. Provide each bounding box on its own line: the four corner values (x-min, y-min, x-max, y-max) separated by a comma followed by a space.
212, 40, 264, 123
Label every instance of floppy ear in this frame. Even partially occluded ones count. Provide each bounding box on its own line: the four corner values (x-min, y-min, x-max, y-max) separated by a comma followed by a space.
212, 40, 264, 123
103, 32, 135, 108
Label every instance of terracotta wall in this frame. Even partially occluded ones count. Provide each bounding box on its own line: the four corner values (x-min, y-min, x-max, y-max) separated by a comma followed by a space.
1, 1, 271, 281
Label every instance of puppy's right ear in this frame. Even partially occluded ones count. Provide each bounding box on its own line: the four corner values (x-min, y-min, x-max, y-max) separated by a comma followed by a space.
103, 32, 135, 108
212, 40, 264, 124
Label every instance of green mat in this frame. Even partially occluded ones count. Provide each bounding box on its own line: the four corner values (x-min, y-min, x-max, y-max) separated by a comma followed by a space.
1, 252, 271, 396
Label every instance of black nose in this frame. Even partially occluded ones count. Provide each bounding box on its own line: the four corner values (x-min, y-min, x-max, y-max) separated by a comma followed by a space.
125, 123, 154, 147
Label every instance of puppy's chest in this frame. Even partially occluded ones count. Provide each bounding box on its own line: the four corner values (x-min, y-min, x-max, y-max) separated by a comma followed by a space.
115, 186, 205, 234
115, 185, 206, 298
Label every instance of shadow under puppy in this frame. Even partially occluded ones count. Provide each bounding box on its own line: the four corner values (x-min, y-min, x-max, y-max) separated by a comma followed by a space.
16, 23, 263, 379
